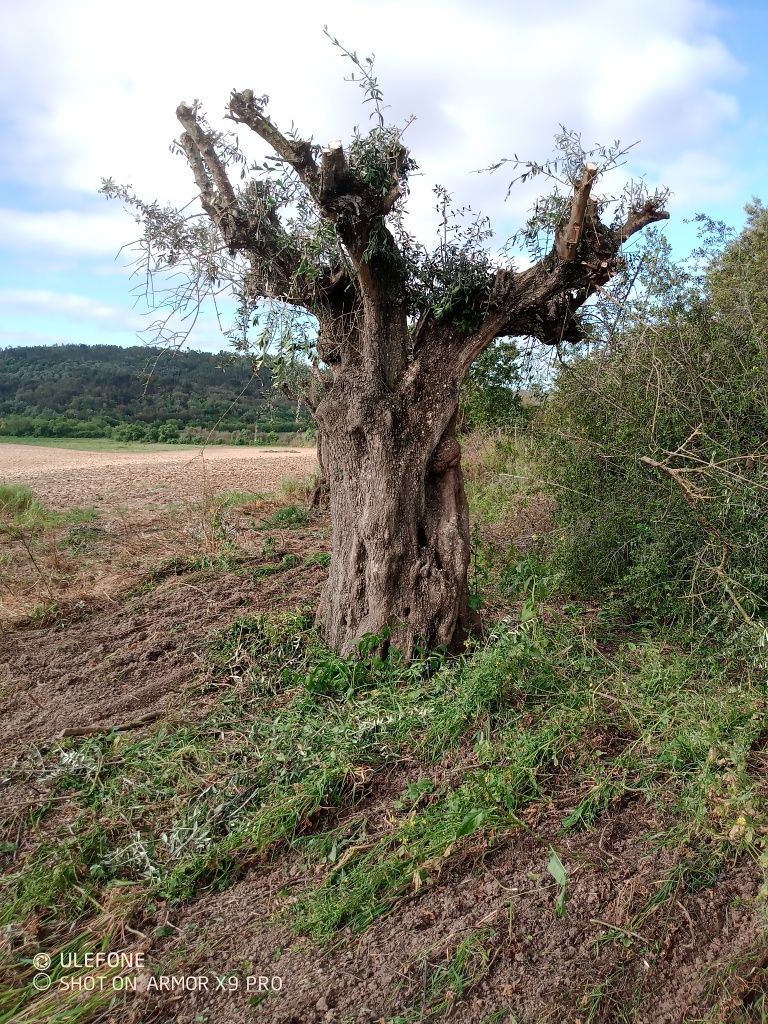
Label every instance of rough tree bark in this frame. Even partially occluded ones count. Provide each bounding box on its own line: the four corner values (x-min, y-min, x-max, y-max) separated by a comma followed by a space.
174, 93, 668, 657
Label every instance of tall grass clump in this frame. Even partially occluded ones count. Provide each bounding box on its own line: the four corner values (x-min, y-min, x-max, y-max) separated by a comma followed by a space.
0, 483, 49, 530
0, 483, 98, 537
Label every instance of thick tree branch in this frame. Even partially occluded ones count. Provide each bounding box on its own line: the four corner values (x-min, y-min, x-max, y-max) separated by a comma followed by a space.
228, 90, 320, 191
454, 194, 669, 374
175, 103, 360, 309
176, 89, 668, 399
229, 92, 406, 228
177, 133, 214, 208
556, 162, 598, 261
613, 199, 670, 245
320, 140, 347, 201
227, 89, 413, 385
177, 104, 238, 213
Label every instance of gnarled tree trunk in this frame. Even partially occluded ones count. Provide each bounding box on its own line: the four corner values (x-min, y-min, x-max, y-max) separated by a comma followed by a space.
316, 377, 475, 656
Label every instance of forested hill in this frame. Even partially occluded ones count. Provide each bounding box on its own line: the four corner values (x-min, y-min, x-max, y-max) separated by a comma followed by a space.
0, 344, 308, 440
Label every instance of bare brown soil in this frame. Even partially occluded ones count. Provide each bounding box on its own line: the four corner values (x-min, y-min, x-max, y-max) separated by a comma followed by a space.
136, 802, 765, 1024
0, 443, 318, 623
0, 533, 326, 764
0, 443, 318, 513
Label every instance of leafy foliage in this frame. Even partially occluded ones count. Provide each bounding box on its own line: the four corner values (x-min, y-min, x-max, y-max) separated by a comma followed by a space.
535, 204, 768, 631
490, 127, 668, 262
460, 339, 526, 430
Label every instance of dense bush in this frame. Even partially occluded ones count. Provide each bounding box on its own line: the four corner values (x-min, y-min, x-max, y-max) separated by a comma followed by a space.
0, 414, 116, 438
534, 208, 768, 631
460, 339, 526, 431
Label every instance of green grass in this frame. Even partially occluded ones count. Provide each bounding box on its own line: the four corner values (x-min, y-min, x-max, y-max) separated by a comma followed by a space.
0, 436, 303, 453
253, 554, 302, 577
388, 928, 499, 1022
464, 430, 543, 526
304, 551, 331, 567
0, 482, 48, 523
216, 489, 268, 507
2, 609, 563, 931
288, 614, 767, 940
0, 887, 144, 1023
0, 435, 206, 453
8, 598, 764, 943
0, 483, 98, 534
259, 503, 310, 529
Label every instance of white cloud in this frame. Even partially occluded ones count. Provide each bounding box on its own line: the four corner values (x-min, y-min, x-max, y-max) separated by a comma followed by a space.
653, 151, 745, 209
0, 208, 138, 258
0, 0, 743, 224
0, 286, 239, 351
0, 329, 70, 347
0, 0, 750, 346
0, 288, 143, 331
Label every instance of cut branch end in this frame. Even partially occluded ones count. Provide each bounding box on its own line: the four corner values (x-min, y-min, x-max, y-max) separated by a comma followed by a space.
556, 162, 599, 262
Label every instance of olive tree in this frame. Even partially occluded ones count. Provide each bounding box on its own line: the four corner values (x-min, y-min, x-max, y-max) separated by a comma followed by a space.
103, 51, 668, 657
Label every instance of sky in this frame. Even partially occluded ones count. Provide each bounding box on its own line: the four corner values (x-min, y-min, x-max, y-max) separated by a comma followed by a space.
0, 0, 766, 353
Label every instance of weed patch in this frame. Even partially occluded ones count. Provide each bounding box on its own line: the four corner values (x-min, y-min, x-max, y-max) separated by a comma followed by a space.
389, 928, 500, 1022
0, 483, 98, 536
4, 569, 767, 1023
258, 504, 310, 529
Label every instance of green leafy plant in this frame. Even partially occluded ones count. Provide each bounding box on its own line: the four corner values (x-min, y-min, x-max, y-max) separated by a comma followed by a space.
547, 847, 569, 918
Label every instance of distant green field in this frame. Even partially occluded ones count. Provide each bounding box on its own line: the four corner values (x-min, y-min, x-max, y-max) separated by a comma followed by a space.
0, 436, 209, 453
0, 436, 305, 454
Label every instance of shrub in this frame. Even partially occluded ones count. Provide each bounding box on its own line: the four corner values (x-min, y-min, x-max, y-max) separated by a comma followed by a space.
534, 209, 768, 631
460, 339, 526, 431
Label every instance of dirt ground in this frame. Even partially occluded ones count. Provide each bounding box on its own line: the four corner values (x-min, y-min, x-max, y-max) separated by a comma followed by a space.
0, 443, 318, 512
5, 569, 765, 1024
1, 445, 766, 1023
0, 443, 319, 624
0, 530, 328, 762
138, 801, 766, 1024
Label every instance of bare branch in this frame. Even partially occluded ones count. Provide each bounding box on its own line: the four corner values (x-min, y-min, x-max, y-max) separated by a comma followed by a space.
176, 103, 238, 211
173, 102, 357, 309
177, 133, 214, 208
227, 90, 320, 191
555, 162, 598, 261
613, 199, 670, 245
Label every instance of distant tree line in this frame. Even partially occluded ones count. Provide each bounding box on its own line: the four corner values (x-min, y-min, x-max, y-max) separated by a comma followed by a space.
0, 344, 312, 442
